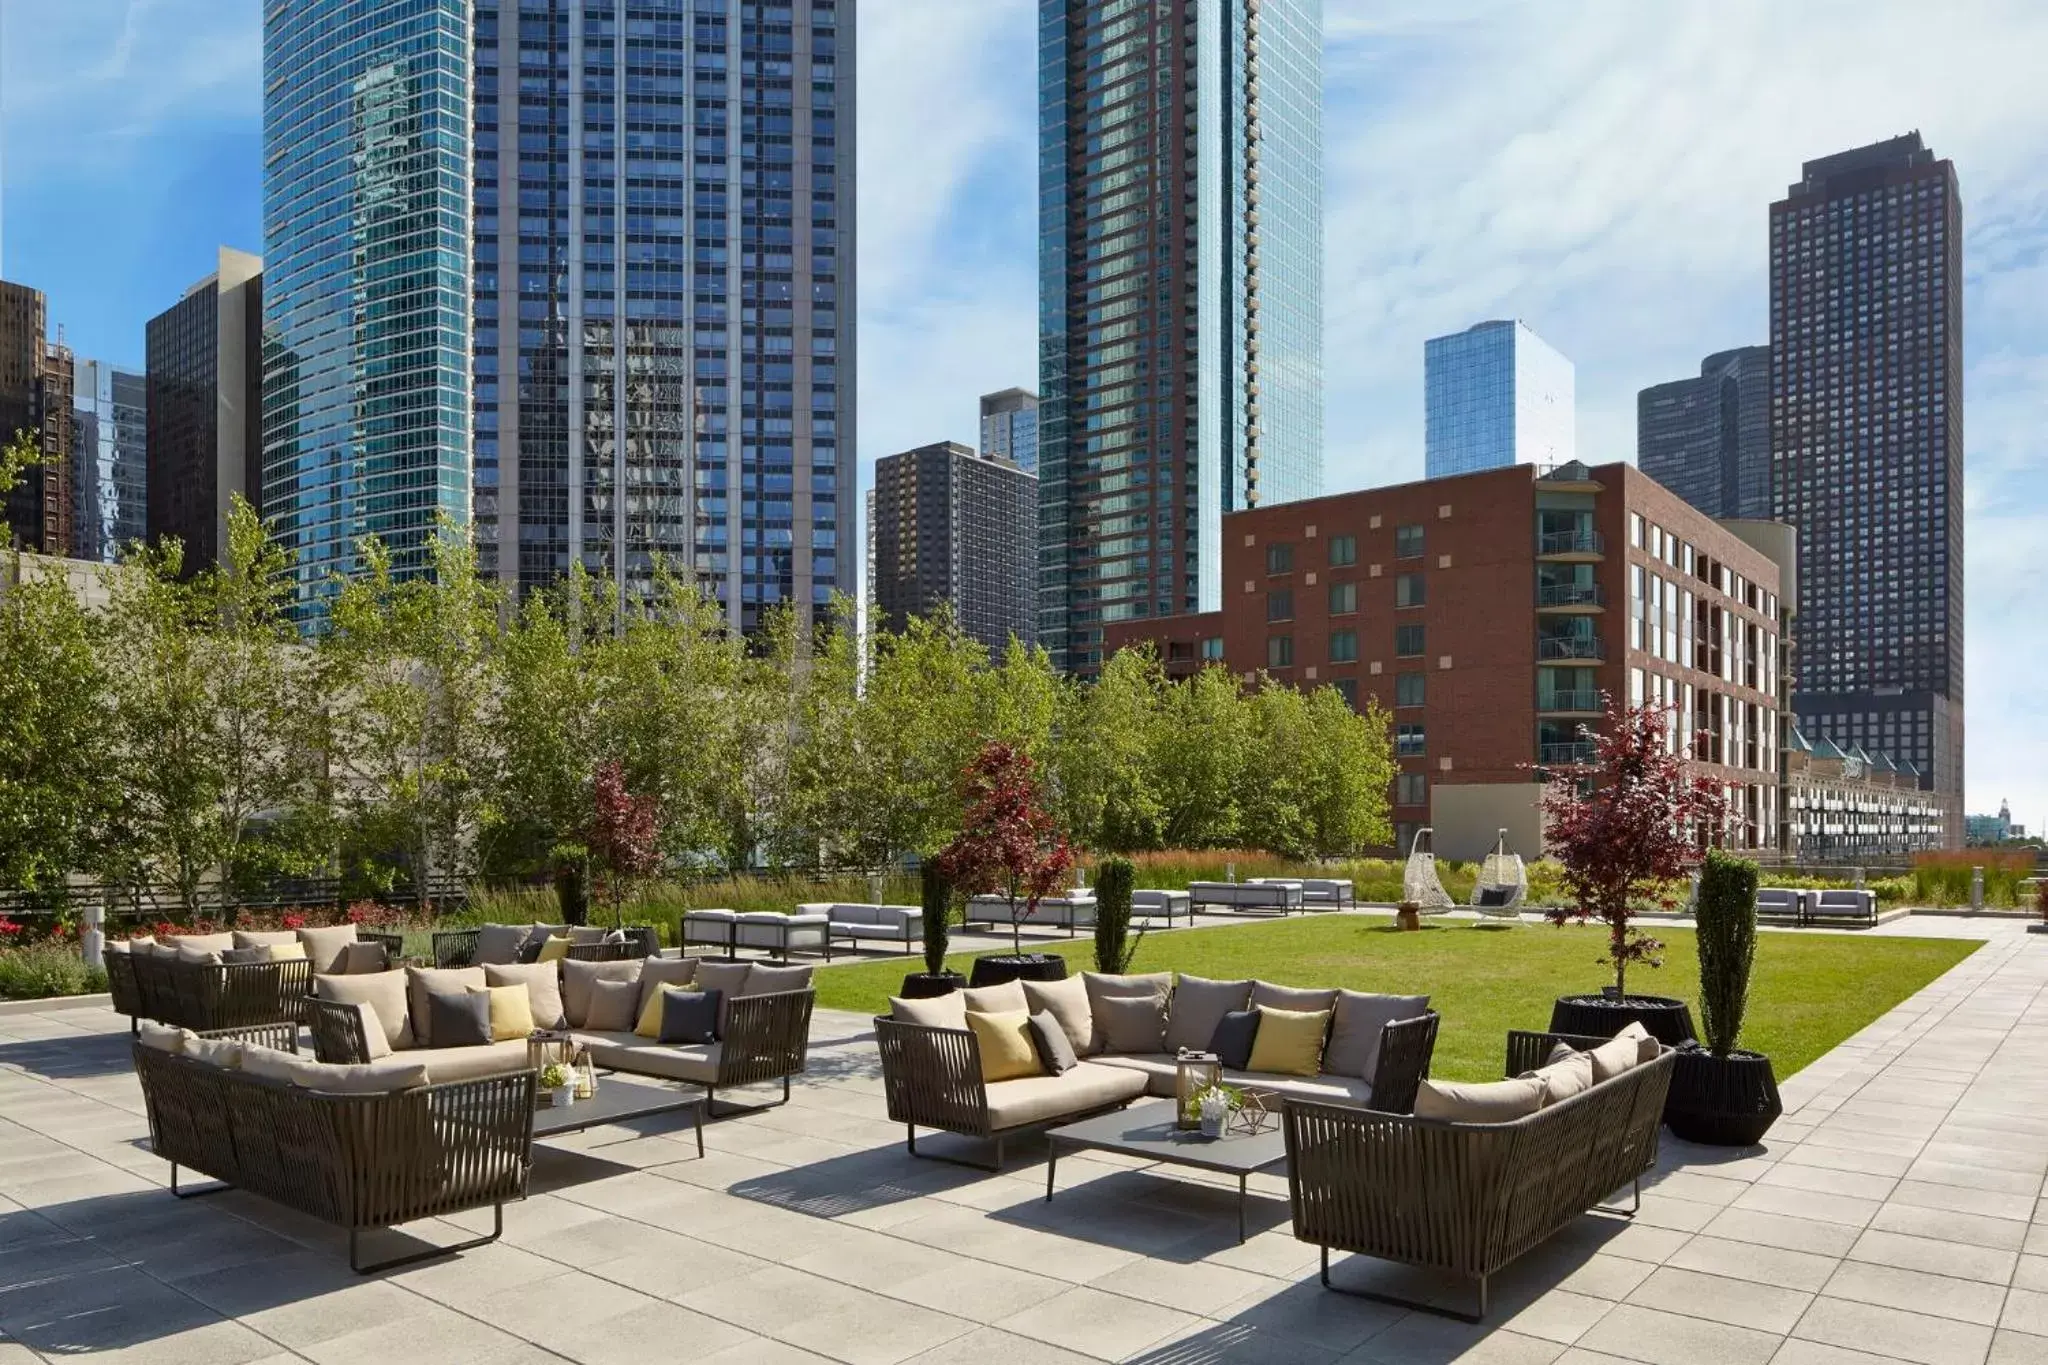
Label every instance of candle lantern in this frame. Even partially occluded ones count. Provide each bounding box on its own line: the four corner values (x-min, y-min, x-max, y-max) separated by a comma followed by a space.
1174, 1049, 1223, 1130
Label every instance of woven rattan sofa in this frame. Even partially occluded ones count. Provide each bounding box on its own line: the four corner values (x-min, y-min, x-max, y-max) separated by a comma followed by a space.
432, 923, 660, 968
876, 972, 1440, 1169
131, 1022, 533, 1273
107, 927, 403, 1033
1284, 1028, 1674, 1321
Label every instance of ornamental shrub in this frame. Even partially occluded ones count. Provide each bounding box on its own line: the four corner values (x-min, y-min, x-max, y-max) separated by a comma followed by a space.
1093, 856, 1138, 974
1695, 848, 1761, 1057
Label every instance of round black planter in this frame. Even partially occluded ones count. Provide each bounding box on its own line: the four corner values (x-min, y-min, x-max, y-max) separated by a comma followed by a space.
968, 953, 1069, 988
1665, 1047, 1783, 1147
1549, 993, 1697, 1048
898, 970, 966, 1000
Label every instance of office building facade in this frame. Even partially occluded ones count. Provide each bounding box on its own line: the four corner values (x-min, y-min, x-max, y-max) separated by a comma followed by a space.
146, 247, 265, 569
1637, 345, 1770, 521
1037, 0, 1323, 674
0, 283, 77, 559
471, 0, 855, 633
979, 387, 1038, 474
1423, 319, 1574, 479
1784, 728, 1945, 861
69, 360, 148, 564
262, 0, 473, 615
1102, 462, 1787, 861
871, 440, 1037, 655
1770, 133, 1963, 844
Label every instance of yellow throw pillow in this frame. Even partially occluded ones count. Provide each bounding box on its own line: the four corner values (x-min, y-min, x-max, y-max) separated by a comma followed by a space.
469, 984, 536, 1043
966, 1009, 1046, 1084
1245, 1005, 1330, 1077
635, 984, 669, 1039
535, 935, 571, 964
265, 941, 309, 962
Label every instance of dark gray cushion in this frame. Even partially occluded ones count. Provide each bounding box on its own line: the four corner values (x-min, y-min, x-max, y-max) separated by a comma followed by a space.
1095, 993, 1168, 1055
1325, 991, 1431, 1080
658, 988, 722, 1045
473, 923, 529, 965
1164, 975, 1252, 1054
1209, 1010, 1261, 1070
427, 989, 494, 1049
1477, 887, 1512, 908
1027, 1010, 1078, 1075
219, 946, 271, 966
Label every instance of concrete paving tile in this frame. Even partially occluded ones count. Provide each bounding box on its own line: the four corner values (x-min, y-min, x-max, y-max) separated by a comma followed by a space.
992, 1285, 1198, 1362
1905, 1159, 2044, 1197
1647, 1171, 1751, 1209
1989, 1330, 2048, 1365
1888, 1178, 2035, 1223
1765, 1340, 1907, 1364
1086, 1254, 1277, 1316
898, 1326, 1096, 1365
1665, 1234, 1839, 1293
1626, 1265, 1812, 1334
1213, 1274, 1408, 1354
1577, 1302, 1781, 1365
1820, 1259, 2009, 1326
1130, 1319, 1349, 1365
1920, 1140, 2048, 1174
1731, 1184, 1883, 1228
1344, 1314, 1567, 1364
2002, 1289, 2048, 1338
2017, 1255, 2048, 1293
1791, 1296, 1995, 1365
1701, 1207, 1863, 1258
1757, 1163, 1900, 1202
1871, 1201, 2032, 1250
892, 1258, 1072, 1326
301, 1308, 558, 1365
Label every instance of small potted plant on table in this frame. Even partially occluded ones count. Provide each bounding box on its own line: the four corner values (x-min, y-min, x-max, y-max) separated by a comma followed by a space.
899, 861, 965, 999
936, 742, 1075, 989
1666, 848, 1782, 1145
1538, 700, 1727, 1046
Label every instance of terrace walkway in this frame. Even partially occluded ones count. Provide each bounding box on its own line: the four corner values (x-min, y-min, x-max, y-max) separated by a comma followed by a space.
0, 919, 2042, 1365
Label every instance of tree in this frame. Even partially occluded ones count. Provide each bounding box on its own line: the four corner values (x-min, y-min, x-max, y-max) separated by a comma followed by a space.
0, 564, 113, 901
493, 567, 609, 899
1051, 645, 1163, 852
0, 429, 43, 499
1150, 664, 1249, 849
1538, 700, 1729, 998
586, 758, 660, 928
934, 741, 1074, 956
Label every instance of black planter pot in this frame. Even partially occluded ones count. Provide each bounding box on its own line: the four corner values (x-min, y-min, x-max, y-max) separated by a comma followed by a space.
1665, 1047, 1783, 1147
968, 953, 1069, 988
1549, 993, 1697, 1048
898, 970, 966, 1000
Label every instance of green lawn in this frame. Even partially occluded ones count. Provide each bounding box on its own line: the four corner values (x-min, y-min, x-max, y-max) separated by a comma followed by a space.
813, 917, 1980, 1083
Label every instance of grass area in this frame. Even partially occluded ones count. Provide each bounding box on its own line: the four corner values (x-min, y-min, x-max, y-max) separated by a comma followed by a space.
811, 916, 1980, 1083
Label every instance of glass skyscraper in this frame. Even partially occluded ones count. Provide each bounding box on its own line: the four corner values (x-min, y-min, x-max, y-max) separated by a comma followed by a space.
1423, 320, 1574, 479
1037, 0, 1323, 674
979, 387, 1038, 475
1636, 345, 1770, 520
472, 0, 853, 631
262, 0, 474, 616
69, 359, 148, 564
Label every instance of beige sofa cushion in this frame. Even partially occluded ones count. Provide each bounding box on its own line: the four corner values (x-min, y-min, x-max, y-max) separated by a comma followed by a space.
984, 1061, 1147, 1131
231, 930, 302, 950
1021, 976, 1093, 1056
691, 960, 753, 999
183, 1035, 246, 1068
407, 1041, 531, 1083
574, 1030, 721, 1084
1080, 972, 1172, 1054
1530, 1048, 1594, 1106
136, 1021, 186, 1053
1324, 991, 1431, 1081
891, 993, 968, 1030
336, 942, 388, 974
241, 1045, 430, 1093
405, 966, 487, 1047
1164, 975, 1252, 1055
485, 962, 568, 1031
1223, 1068, 1374, 1107
316, 971, 415, 1051
1095, 993, 1168, 1055
1414, 1075, 1544, 1124
1250, 981, 1340, 1015
637, 956, 699, 1014
1088, 1052, 1181, 1097
742, 963, 813, 996
561, 958, 643, 1028
338, 1001, 394, 1059
164, 931, 237, 954
960, 979, 1027, 1014
296, 924, 360, 974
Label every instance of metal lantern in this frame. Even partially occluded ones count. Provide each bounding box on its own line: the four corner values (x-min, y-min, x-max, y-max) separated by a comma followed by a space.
574, 1048, 598, 1100
1174, 1049, 1223, 1130
527, 1029, 575, 1075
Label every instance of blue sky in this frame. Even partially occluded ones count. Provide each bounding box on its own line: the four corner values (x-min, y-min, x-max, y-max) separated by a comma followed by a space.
5, 0, 2043, 829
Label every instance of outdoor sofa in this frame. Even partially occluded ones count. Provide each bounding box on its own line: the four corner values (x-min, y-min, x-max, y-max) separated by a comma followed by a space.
310, 955, 815, 1114
1285, 1025, 1673, 1321
681, 908, 832, 959
433, 922, 660, 968
1187, 881, 1306, 915
1131, 889, 1194, 926
131, 1020, 533, 1273
1755, 887, 1817, 923
1249, 877, 1355, 908
1808, 888, 1878, 925
962, 893, 1098, 936
107, 925, 402, 1034
875, 971, 1439, 1169
804, 902, 924, 957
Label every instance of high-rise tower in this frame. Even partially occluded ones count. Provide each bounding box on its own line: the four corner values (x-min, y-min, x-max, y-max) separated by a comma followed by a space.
69, 359, 148, 564
979, 388, 1038, 475
1423, 320, 1575, 479
1637, 345, 1770, 520
471, 0, 855, 633
0, 281, 74, 557
261, 0, 473, 617
146, 247, 265, 569
1770, 132, 1963, 844
1036, 0, 1323, 674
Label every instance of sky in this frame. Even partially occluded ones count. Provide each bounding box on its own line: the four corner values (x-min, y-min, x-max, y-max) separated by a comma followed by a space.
3, 0, 2042, 829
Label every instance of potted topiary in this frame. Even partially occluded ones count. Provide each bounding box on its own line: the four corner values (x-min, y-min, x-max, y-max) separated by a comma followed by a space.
1666, 848, 1782, 1145
1093, 856, 1141, 973
900, 860, 966, 999
936, 742, 1075, 988
1539, 700, 1727, 1046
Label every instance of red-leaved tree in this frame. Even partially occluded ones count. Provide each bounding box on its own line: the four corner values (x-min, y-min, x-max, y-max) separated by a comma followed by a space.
586, 759, 661, 929
1539, 700, 1728, 998
935, 742, 1075, 957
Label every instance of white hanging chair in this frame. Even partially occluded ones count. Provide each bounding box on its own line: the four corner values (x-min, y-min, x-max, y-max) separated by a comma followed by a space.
1403, 826, 1456, 914
1470, 828, 1528, 923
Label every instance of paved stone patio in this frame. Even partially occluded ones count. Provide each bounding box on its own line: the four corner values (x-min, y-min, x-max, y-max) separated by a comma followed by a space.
0, 918, 2042, 1364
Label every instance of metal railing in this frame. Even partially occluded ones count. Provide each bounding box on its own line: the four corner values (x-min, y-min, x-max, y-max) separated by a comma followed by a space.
1537, 529, 1605, 555
1537, 582, 1604, 608
1539, 691, 1602, 713
1537, 636, 1604, 661
1538, 741, 1598, 766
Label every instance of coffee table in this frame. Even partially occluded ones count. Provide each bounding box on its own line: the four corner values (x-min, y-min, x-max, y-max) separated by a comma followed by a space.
531, 1077, 705, 1157
1045, 1099, 1287, 1242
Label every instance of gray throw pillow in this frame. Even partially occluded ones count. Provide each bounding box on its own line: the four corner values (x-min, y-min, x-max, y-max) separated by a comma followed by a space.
473, 923, 529, 966
220, 946, 271, 966
1164, 974, 1252, 1054
657, 988, 722, 1044
1208, 1009, 1261, 1070
427, 989, 494, 1048
1325, 991, 1432, 1081
1027, 1010, 1078, 1075
1095, 993, 1167, 1055
584, 978, 641, 1033
1251, 981, 1340, 1014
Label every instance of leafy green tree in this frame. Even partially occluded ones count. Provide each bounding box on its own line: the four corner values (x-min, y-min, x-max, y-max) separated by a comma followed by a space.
491, 566, 608, 884
1299, 687, 1396, 857
0, 562, 113, 900
1240, 681, 1317, 858
0, 429, 43, 499
1051, 644, 1163, 852
1150, 663, 1249, 848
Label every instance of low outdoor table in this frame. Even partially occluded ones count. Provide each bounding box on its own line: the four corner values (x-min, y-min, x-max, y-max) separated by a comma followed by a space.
1044, 1099, 1287, 1242
530, 1076, 706, 1158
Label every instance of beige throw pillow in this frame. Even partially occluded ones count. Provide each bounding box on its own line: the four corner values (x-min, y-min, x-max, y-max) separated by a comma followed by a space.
1527, 1045, 1594, 1106
561, 958, 643, 1028
1094, 993, 1168, 1055
584, 978, 641, 1033
891, 992, 968, 1030
1021, 976, 1093, 1056
1587, 1033, 1644, 1084
1080, 972, 1173, 1054
315, 971, 415, 1051
296, 924, 360, 974
637, 956, 699, 1014
960, 979, 1027, 1014
1615, 1021, 1661, 1064
1414, 1075, 1545, 1124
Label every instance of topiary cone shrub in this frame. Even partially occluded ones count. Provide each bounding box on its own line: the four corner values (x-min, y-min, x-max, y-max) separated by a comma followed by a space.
1094, 856, 1138, 974
1696, 847, 1761, 1057
920, 859, 953, 978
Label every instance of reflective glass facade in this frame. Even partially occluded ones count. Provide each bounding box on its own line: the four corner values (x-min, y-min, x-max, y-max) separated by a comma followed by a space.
1037, 0, 1322, 674
69, 359, 148, 564
1637, 345, 1770, 520
979, 387, 1039, 474
1423, 320, 1574, 479
472, 0, 852, 631
262, 0, 473, 617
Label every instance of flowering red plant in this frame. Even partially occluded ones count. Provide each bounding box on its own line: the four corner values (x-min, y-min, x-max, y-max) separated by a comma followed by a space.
586, 759, 661, 928
0, 917, 21, 939
934, 742, 1075, 957
1536, 699, 1728, 998
281, 911, 308, 930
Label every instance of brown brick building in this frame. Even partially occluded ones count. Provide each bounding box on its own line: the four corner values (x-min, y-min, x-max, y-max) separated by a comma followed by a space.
0, 281, 75, 557
1102, 461, 1791, 860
